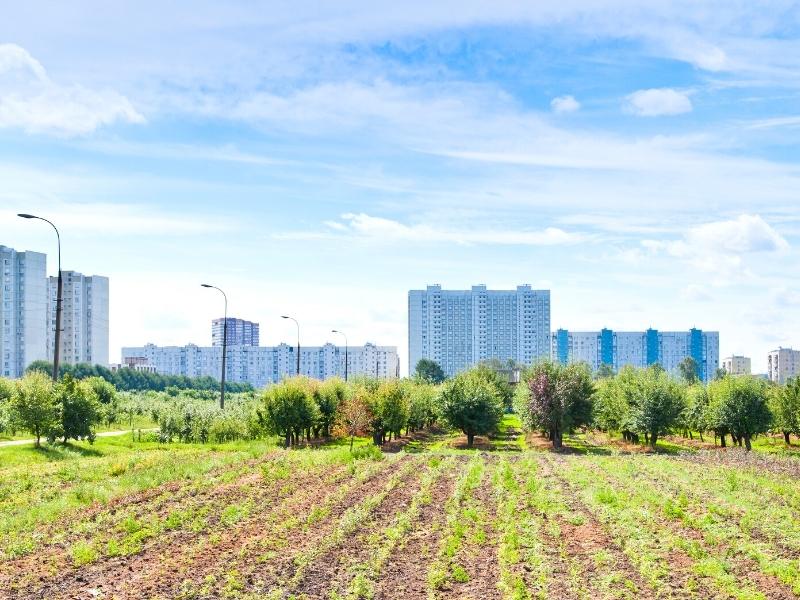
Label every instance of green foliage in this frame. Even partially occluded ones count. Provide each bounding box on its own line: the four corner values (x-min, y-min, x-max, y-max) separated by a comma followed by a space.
259, 377, 317, 447
472, 362, 514, 411
683, 384, 711, 435
678, 357, 699, 384
406, 380, 438, 431
315, 378, 346, 437
708, 376, 771, 450
414, 358, 446, 384
365, 380, 410, 445
49, 374, 103, 444
770, 377, 800, 443
514, 360, 594, 449
155, 395, 261, 443
627, 367, 686, 449
438, 369, 504, 446
25, 360, 253, 393
8, 371, 57, 447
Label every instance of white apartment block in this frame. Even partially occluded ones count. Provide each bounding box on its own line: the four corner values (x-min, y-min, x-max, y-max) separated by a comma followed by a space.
408, 284, 550, 377
47, 272, 109, 367
0, 246, 48, 378
768, 348, 800, 384
212, 318, 259, 347
552, 328, 720, 382
722, 355, 751, 376
121, 342, 400, 388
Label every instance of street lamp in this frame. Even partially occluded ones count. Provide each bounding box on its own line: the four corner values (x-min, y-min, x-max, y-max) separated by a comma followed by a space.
201, 284, 227, 409
18, 214, 62, 382
331, 329, 348, 381
281, 315, 300, 376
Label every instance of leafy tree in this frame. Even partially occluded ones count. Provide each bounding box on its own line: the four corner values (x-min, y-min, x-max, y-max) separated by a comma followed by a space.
315, 378, 346, 437
683, 384, 710, 441
50, 375, 102, 444
473, 362, 514, 411
771, 377, 800, 445
366, 381, 409, 445
714, 367, 727, 381
709, 376, 771, 451
0, 377, 14, 403
406, 381, 438, 432
515, 361, 594, 449
84, 376, 117, 404
335, 389, 373, 450
8, 371, 57, 447
678, 357, 699, 385
594, 363, 615, 380
628, 367, 686, 449
591, 366, 639, 439
259, 378, 317, 447
438, 370, 504, 447
414, 358, 446, 384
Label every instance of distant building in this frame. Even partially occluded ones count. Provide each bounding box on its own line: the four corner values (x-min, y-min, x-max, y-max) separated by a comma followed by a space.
408, 284, 550, 378
47, 272, 109, 367
552, 328, 720, 382
768, 348, 800, 384
212, 318, 259, 347
121, 342, 400, 388
0, 246, 48, 378
722, 355, 751, 376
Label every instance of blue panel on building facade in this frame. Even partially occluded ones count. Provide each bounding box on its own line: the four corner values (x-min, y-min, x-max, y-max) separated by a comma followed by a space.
557, 329, 569, 364
646, 328, 659, 365
690, 328, 704, 381
600, 328, 614, 366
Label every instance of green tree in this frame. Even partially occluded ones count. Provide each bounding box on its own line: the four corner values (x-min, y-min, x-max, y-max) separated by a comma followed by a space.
709, 376, 771, 451
259, 378, 317, 447
438, 370, 504, 447
368, 381, 409, 444
515, 361, 594, 449
628, 367, 686, 449
406, 381, 437, 433
8, 371, 57, 447
473, 362, 514, 411
414, 358, 446, 384
771, 377, 800, 445
678, 357, 699, 384
683, 384, 710, 441
315, 378, 346, 438
594, 363, 615, 380
50, 375, 102, 444
335, 388, 373, 451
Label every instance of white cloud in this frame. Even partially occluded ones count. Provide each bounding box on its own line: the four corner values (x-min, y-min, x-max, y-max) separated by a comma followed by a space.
550, 95, 580, 114
276, 212, 583, 246
624, 88, 693, 117
0, 43, 144, 136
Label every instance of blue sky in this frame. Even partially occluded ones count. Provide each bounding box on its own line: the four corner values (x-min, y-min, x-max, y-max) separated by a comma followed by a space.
2, 1, 800, 373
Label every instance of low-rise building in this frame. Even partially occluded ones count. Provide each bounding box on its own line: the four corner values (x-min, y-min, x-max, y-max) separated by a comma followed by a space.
722, 355, 751, 376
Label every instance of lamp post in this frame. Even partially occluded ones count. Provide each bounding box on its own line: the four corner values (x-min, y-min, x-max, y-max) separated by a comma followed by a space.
201, 284, 227, 409
331, 329, 348, 381
18, 214, 62, 382
281, 315, 300, 376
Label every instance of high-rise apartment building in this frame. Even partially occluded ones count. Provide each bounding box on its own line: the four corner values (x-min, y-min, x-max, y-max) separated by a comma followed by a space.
47, 272, 109, 366
121, 342, 399, 387
722, 355, 751, 376
767, 348, 800, 384
552, 328, 719, 382
0, 246, 48, 378
408, 284, 550, 377
212, 318, 259, 347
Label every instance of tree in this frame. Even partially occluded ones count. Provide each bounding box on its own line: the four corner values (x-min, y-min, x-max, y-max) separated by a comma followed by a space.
0, 377, 14, 403
315, 378, 346, 438
414, 359, 446, 384
335, 389, 373, 451
595, 363, 615, 380
406, 381, 437, 433
683, 384, 710, 441
515, 361, 594, 449
438, 370, 504, 447
771, 377, 800, 445
628, 367, 686, 449
84, 376, 117, 404
50, 375, 102, 444
473, 362, 514, 411
8, 371, 57, 447
709, 376, 771, 451
678, 357, 699, 385
591, 365, 639, 441
366, 381, 409, 445
259, 378, 317, 447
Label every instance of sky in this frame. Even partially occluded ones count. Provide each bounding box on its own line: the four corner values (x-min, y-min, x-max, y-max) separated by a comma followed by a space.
1, 1, 799, 375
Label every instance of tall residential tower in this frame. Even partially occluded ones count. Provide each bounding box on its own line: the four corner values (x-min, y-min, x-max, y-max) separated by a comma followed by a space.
408, 284, 551, 377
0, 246, 48, 378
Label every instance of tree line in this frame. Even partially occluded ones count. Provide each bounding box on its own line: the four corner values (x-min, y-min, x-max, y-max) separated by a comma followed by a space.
25, 360, 253, 393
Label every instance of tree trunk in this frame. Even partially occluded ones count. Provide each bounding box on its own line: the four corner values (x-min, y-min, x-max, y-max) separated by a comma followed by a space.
350, 435, 354, 451
699, 431, 704, 442
785, 431, 792, 445
650, 433, 658, 450
744, 434, 752, 451
644, 432, 649, 445
720, 433, 726, 447
467, 432, 475, 447
35, 433, 40, 448
285, 431, 291, 448
551, 427, 563, 450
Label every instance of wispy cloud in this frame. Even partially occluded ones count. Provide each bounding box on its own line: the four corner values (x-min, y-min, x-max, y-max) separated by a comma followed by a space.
0, 44, 144, 136
275, 212, 584, 246
551, 95, 580, 114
